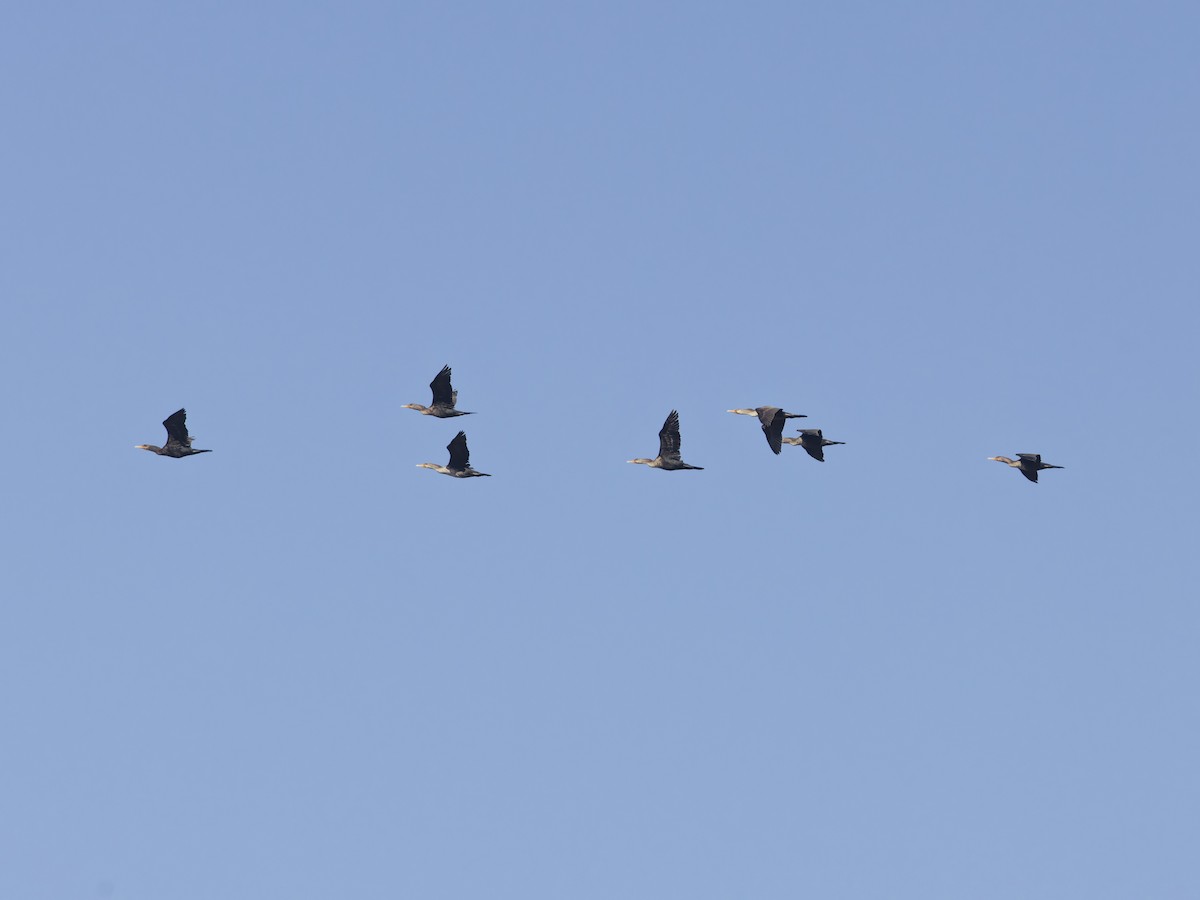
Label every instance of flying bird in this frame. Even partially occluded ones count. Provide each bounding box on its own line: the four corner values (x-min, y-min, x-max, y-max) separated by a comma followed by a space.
417, 431, 491, 478
403, 365, 474, 417
135, 409, 211, 458
781, 428, 845, 462
988, 453, 1064, 483
628, 410, 704, 471
727, 406, 807, 454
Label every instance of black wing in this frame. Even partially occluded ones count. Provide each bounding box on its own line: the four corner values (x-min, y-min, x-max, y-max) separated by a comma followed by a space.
1017, 453, 1042, 465
446, 431, 471, 470
162, 408, 191, 449
1019, 465, 1039, 483
430, 365, 456, 408
658, 410, 683, 463
803, 432, 825, 461
757, 407, 784, 454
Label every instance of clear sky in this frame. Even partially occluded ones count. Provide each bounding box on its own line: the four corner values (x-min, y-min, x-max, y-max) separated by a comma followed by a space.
2, 2, 1198, 898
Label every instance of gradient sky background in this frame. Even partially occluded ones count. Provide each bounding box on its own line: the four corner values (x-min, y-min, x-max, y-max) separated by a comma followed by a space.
2, 3, 1198, 898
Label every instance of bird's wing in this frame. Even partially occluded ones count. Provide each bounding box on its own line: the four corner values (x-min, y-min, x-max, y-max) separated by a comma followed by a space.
758, 408, 783, 454
1017, 453, 1042, 465
446, 431, 470, 469
1020, 466, 1039, 483
658, 410, 683, 462
803, 441, 825, 462
430, 366, 456, 407
162, 409, 191, 448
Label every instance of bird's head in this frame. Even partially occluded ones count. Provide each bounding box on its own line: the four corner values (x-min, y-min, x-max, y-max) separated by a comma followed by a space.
627, 458, 653, 465
401, 403, 426, 412
727, 409, 756, 416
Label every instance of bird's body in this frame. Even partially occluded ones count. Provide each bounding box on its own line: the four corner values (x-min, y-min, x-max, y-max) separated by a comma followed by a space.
418, 431, 491, 478
727, 406, 807, 454
781, 428, 845, 462
988, 453, 1063, 483
136, 409, 211, 458
628, 410, 704, 470
403, 365, 473, 417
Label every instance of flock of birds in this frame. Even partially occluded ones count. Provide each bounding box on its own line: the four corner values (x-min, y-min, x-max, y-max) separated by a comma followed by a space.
136, 364, 1065, 483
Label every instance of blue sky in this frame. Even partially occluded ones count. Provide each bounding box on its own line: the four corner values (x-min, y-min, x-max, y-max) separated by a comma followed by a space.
2, 3, 1198, 898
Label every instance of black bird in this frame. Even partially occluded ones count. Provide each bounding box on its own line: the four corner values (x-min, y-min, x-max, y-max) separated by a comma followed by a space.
628, 410, 704, 471
136, 409, 211, 458
418, 431, 491, 478
988, 453, 1064, 483
727, 406, 807, 454
403, 365, 474, 418
781, 428, 845, 462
